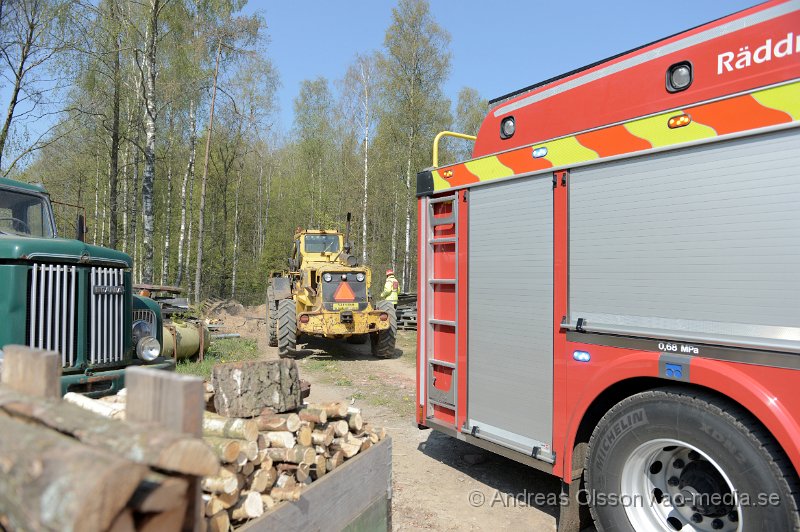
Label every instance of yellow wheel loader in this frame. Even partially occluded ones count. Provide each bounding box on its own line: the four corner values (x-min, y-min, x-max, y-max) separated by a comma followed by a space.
267, 214, 396, 358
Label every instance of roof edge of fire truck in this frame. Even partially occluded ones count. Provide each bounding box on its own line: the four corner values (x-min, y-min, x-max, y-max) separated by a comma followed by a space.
417, 1, 800, 530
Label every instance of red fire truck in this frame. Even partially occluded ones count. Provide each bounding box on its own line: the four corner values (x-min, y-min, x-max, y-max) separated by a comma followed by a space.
416, 2, 800, 530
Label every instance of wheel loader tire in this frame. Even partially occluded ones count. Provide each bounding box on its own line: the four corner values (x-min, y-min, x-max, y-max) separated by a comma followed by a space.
371, 301, 397, 358
346, 335, 369, 345
277, 299, 297, 358
267, 288, 278, 347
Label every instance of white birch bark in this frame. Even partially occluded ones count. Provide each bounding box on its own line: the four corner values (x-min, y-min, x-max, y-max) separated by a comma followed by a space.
176, 99, 196, 286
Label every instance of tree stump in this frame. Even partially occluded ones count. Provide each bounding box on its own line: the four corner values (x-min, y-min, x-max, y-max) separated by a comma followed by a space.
212, 359, 301, 417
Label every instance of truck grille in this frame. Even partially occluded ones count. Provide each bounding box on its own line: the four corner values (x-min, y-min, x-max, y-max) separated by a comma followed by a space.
133, 309, 157, 332
89, 267, 125, 365
28, 264, 78, 366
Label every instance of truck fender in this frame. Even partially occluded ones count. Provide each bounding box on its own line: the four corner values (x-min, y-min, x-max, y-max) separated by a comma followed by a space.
271, 276, 292, 300
561, 352, 800, 484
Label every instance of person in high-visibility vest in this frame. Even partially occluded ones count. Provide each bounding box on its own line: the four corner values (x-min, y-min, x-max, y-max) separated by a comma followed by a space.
380, 269, 399, 306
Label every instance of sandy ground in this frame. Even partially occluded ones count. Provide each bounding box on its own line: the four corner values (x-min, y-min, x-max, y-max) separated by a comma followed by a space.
215, 305, 575, 531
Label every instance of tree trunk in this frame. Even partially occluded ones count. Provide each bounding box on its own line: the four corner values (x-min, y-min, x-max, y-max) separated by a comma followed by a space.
194, 39, 222, 303
0, 5, 35, 170
176, 99, 196, 286
109, 25, 121, 249
402, 132, 414, 293
94, 153, 100, 244
140, 0, 160, 284
231, 166, 242, 298
361, 63, 370, 264
391, 186, 398, 270
161, 157, 173, 285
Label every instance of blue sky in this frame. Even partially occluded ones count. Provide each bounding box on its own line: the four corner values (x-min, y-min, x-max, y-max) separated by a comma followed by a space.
255, 0, 760, 130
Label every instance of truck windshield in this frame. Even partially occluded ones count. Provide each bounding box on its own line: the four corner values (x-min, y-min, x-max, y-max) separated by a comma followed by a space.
304, 234, 340, 253
0, 189, 54, 238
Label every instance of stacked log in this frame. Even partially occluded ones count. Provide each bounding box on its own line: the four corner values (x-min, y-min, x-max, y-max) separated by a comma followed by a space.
0, 346, 216, 532
199, 401, 387, 528
71, 390, 388, 530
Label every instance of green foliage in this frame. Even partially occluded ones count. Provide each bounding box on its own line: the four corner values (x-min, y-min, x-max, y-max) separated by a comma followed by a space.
175, 337, 260, 380
9, 0, 487, 305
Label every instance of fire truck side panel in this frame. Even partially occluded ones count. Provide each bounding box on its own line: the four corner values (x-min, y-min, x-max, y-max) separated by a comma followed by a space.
566, 128, 800, 351
467, 175, 554, 460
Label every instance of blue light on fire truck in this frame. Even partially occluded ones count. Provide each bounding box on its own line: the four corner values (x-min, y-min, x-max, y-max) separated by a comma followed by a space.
573, 351, 591, 363
532, 147, 548, 159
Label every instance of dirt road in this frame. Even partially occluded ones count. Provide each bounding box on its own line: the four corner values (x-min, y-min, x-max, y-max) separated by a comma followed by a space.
220, 308, 568, 531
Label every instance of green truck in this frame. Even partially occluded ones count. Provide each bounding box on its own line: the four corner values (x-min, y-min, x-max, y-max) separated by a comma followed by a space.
0, 177, 174, 396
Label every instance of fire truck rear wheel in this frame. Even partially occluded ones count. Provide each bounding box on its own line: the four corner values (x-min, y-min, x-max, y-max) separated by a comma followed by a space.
586, 388, 800, 532
266, 288, 278, 347
371, 301, 397, 358
276, 299, 297, 358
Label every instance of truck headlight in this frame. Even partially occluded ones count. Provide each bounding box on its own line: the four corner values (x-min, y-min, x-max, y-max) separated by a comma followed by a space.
356, 273, 365, 282
323, 273, 332, 282
136, 336, 161, 362
132, 319, 153, 345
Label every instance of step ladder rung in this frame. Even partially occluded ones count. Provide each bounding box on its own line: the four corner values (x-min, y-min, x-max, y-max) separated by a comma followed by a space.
429, 237, 456, 245
429, 194, 457, 205
431, 216, 455, 227
429, 359, 456, 369
427, 398, 456, 409
429, 279, 456, 285
429, 318, 456, 327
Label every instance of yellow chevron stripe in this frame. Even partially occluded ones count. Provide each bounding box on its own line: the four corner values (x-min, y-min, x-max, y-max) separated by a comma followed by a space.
464, 156, 513, 181
752, 82, 800, 120
431, 169, 449, 191
537, 136, 598, 167
625, 112, 716, 147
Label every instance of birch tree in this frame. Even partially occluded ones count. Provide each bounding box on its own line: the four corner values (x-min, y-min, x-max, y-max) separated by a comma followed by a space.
379, 0, 451, 291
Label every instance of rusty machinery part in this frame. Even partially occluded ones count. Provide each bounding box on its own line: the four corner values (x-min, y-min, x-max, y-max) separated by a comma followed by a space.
370, 300, 397, 358
277, 299, 297, 358
161, 320, 210, 360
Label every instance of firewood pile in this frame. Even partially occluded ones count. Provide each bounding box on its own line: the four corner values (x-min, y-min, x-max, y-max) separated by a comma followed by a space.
78, 358, 388, 531
0, 346, 217, 532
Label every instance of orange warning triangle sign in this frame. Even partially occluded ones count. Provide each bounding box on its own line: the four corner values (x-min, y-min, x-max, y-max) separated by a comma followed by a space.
333, 281, 356, 301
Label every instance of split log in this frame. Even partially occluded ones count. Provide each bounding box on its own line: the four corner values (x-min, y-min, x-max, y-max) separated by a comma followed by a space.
0, 415, 146, 532
255, 412, 301, 432
331, 437, 361, 458
207, 510, 230, 532
242, 439, 259, 461
305, 401, 348, 418
204, 495, 230, 517
347, 411, 363, 432
298, 407, 327, 424
230, 491, 264, 521
241, 461, 254, 476
201, 475, 238, 495
270, 486, 303, 502
212, 359, 301, 417
129, 472, 189, 512
326, 450, 344, 472
311, 426, 334, 446
260, 495, 275, 510
275, 473, 297, 489
265, 445, 315, 464
250, 467, 277, 492
63, 392, 126, 419
311, 454, 327, 480
204, 437, 241, 463
262, 431, 296, 449
203, 411, 259, 442
323, 419, 349, 437
296, 423, 313, 447
276, 462, 310, 483
0, 389, 218, 476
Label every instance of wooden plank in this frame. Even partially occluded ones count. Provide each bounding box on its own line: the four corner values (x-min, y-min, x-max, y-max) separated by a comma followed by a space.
240, 437, 392, 532
0, 345, 61, 399
125, 367, 207, 532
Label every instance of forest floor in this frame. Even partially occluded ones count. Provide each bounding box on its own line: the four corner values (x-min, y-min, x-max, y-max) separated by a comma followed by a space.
202, 304, 587, 531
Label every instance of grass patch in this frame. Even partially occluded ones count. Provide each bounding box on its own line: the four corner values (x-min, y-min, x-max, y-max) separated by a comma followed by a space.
176, 337, 261, 380
396, 330, 417, 365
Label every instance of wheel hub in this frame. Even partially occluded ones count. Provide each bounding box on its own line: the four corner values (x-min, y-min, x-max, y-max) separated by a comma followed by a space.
679, 461, 733, 517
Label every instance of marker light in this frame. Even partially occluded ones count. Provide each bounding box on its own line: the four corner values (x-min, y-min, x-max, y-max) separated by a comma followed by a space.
356, 272, 365, 282
666, 62, 692, 92
500, 116, 516, 139
668, 114, 692, 129
573, 350, 591, 363
299, 314, 310, 324
533, 147, 548, 158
